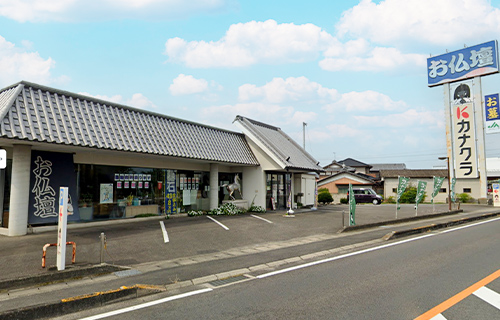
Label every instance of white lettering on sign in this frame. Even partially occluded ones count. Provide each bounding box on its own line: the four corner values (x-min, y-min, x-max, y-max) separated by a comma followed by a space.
32, 156, 57, 218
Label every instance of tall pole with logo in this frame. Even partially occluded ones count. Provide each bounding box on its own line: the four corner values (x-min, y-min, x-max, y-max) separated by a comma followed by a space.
428, 40, 498, 204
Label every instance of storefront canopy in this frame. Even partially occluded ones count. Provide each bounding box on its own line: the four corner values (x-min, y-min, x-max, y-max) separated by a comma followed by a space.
0, 81, 259, 166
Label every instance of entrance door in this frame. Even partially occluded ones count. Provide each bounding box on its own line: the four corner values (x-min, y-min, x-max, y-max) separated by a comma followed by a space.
266, 173, 291, 210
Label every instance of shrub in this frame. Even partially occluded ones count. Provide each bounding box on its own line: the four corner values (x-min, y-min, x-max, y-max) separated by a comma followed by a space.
318, 190, 333, 203
340, 197, 348, 204
457, 193, 473, 203
384, 196, 396, 204
399, 186, 417, 203
248, 205, 266, 213
187, 210, 206, 216
209, 202, 245, 215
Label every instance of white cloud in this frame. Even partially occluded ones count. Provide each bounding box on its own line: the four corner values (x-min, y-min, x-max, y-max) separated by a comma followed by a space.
354, 109, 444, 128
336, 0, 500, 47
169, 74, 209, 96
0, 35, 60, 86
324, 90, 407, 113
239, 77, 338, 103
0, 0, 232, 22
78, 91, 157, 109
320, 46, 426, 72
326, 123, 362, 138
164, 19, 335, 68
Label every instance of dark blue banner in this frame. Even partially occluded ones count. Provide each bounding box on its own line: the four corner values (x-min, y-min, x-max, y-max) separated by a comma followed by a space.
28, 151, 79, 224
427, 40, 499, 87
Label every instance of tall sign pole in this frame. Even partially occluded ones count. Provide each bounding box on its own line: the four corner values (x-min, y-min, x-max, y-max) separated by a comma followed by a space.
428, 40, 499, 203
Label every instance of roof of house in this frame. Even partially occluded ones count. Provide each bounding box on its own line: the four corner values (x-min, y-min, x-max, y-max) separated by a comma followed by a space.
370, 163, 407, 171
338, 158, 372, 169
234, 115, 324, 172
318, 171, 375, 186
0, 81, 260, 166
380, 169, 447, 178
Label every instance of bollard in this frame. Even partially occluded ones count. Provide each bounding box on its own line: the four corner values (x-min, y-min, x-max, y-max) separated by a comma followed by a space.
342, 210, 345, 227
100, 232, 106, 264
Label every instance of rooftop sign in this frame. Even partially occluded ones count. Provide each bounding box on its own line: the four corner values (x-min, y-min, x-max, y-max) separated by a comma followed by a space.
427, 40, 499, 87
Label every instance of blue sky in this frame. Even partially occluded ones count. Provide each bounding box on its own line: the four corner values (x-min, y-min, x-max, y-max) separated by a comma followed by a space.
2, 0, 500, 168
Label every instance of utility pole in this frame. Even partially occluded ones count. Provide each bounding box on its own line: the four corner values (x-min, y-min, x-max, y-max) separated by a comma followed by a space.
303, 122, 307, 149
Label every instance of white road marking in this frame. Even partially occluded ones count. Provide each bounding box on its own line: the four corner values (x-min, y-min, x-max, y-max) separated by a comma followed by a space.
79, 288, 213, 320
257, 233, 435, 279
439, 216, 500, 234
473, 286, 500, 310
207, 216, 229, 230
430, 314, 448, 320
250, 214, 273, 224
159, 221, 169, 243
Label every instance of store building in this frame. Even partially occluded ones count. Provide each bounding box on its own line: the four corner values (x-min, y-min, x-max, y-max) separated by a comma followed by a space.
0, 81, 323, 236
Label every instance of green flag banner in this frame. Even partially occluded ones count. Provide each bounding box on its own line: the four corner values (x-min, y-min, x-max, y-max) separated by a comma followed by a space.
415, 180, 427, 210
450, 177, 456, 203
396, 176, 410, 210
348, 183, 356, 226
431, 176, 446, 203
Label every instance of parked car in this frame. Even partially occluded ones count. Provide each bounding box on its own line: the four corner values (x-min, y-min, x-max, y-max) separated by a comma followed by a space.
348, 188, 382, 205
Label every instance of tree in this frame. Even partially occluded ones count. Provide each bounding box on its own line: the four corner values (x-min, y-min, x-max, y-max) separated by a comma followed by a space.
399, 185, 427, 203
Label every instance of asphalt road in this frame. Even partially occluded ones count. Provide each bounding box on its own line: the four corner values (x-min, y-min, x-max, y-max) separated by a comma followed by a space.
59, 216, 500, 320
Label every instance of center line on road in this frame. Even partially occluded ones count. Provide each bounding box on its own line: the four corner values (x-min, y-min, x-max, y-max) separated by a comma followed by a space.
207, 216, 229, 230
250, 214, 273, 224
159, 221, 169, 243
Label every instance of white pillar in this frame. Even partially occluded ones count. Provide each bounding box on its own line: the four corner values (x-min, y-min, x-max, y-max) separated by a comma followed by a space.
209, 163, 219, 210
8, 145, 32, 236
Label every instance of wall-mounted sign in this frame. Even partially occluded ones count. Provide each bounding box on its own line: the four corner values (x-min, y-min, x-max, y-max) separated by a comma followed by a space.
0, 149, 6, 169
427, 40, 499, 87
28, 151, 79, 224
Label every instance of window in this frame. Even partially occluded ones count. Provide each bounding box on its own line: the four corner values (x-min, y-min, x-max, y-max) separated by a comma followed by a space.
392, 188, 397, 193
463, 188, 472, 193
338, 187, 348, 194
440, 188, 446, 193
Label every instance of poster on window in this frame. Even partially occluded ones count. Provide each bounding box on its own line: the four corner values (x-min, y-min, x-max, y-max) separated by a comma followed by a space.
100, 183, 113, 204
28, 151, 80, 224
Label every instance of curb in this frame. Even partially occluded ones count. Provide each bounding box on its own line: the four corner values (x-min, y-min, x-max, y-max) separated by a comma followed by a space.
0, 284, 164, 320
338, 210, 463, 233
0, 264, 127, 292
382, 211, 500, 240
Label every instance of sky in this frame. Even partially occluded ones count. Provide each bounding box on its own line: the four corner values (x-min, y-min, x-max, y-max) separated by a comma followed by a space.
2, 0, 500, 169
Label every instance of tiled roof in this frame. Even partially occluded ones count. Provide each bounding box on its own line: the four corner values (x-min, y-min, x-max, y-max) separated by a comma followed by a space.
338, 158, 372, 168
234, 116, 324, 172
0, 81, 259, 166
380, 169, 447, 178
370, 163, 407, 171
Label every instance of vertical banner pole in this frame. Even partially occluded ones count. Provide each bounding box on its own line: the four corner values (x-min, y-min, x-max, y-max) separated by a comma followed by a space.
57, 187, 69, 271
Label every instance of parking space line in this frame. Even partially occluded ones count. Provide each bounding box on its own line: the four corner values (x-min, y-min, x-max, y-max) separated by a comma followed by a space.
414, 269, 500, 320
159, 221, 169, 243
207, 216, 229, 230
473, 286, 500, 310
250, 214, 273, 224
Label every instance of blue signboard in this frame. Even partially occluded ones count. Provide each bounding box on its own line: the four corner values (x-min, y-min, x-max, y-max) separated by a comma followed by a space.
28, 151, 79, 224
427, 40, 499, 87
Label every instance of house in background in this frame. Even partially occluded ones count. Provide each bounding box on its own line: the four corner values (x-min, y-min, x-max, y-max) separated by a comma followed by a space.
317, 169, 378, 203
380, 169, 449, 202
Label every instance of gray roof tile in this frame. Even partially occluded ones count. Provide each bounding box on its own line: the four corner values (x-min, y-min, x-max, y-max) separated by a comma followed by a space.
0, 81, 259, 166
234, 115, 323, 172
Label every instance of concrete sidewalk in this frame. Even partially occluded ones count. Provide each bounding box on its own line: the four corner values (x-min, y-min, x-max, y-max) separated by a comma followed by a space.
0, 203, 498, 319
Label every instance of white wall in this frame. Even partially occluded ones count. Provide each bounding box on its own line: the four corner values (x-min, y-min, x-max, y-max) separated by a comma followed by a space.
242, 166, 266, 208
